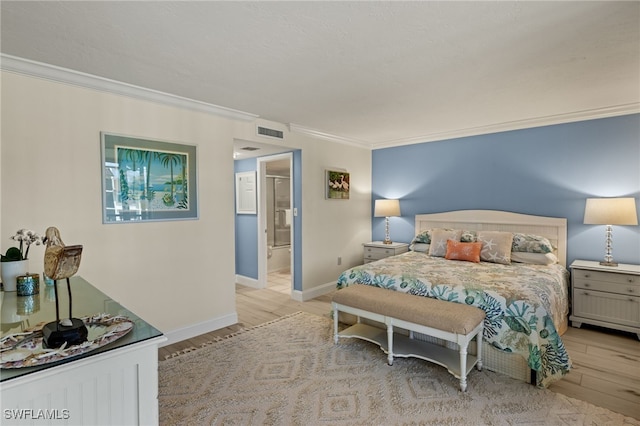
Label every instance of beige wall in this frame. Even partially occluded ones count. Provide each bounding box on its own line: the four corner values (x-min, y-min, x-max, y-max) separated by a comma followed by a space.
233, 119, 373, 292
1, 71, 237, 333
299, 139, 372, 290
1, 71, 371, 336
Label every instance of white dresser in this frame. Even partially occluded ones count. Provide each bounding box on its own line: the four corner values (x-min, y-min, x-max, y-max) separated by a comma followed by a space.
1, 277, 166, 425
363, 242, 409, 264
569, 260, 640, 339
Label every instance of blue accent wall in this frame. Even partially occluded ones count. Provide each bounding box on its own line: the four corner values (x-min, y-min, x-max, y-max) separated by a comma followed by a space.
234, 158, 258, 279
372, 114, 640, 265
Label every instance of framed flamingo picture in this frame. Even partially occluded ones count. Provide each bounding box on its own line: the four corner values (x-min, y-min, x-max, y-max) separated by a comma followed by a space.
325, 169, 350, 200
101, 132, 198, 223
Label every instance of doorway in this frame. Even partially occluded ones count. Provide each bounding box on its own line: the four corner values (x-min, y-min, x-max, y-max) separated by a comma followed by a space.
257, 153, 293, 295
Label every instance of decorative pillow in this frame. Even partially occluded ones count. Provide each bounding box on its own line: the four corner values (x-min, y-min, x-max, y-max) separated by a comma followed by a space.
477, 231, 513, 264
412, 230, 431, 244
512, 233, 554, 253
460, 230, 477, 243
412, 228, 473, 245
428, 228, 463, 257
445, 240, 482, 263
409, 243, 430, 253
511, 252, 558, 265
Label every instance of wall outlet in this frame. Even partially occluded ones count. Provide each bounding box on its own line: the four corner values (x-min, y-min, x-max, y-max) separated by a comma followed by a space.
337, 257, 342, 265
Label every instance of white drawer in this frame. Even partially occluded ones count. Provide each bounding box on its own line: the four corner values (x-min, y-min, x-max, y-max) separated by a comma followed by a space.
573, 278, 639, 296
572, 269, 638, 285
569, 261, 640, 336
573, 289, 640, 327
364, 246, 398, 260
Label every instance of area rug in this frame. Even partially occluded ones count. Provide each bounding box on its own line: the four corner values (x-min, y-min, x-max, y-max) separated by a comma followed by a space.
158, 312, 638, 425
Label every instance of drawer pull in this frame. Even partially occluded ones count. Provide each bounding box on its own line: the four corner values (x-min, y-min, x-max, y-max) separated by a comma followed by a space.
629, 278, 635, 283
629, 289, 635, 293
584, 283, 590, 287
583, 273, 590, 278
630, 298, 635, 302
583, 292, 589, 296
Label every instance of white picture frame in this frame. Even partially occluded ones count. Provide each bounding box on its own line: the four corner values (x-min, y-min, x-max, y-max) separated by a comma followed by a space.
235, 171, 257, 214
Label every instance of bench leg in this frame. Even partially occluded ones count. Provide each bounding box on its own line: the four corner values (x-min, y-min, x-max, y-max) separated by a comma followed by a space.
386, 322, 394, 366
459, 342, 468, 392
476, 327, 483, 371
333, 304, 339, 344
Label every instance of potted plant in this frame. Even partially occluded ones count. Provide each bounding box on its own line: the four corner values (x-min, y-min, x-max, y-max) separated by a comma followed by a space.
1, 229, 42, 292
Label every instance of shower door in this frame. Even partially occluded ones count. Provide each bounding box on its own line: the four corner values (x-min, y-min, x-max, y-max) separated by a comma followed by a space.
267, 177, 291, 247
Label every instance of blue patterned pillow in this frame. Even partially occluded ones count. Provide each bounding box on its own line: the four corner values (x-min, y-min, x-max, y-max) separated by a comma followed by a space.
412, 230, 431, 244
512, 233, 554, 253
460, 230, 477, 242
412, 229, 475, 244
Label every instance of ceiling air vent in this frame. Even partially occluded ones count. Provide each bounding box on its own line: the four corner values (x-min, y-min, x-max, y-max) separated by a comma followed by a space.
257, 126, 284, 140
241, 146, 260, 151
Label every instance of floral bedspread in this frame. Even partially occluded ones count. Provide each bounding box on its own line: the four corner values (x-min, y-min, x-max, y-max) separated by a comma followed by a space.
336, 251, 571, 387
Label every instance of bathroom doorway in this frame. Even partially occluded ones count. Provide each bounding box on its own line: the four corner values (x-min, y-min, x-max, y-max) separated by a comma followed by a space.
258, 154, 292, 295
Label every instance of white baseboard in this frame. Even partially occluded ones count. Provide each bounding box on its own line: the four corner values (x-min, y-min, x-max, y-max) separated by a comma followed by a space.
297, 281, 337, 301
161, 312, 238, 347
161, 280, 336, 346
291, 289, 304, 302
235, 274, 262, 289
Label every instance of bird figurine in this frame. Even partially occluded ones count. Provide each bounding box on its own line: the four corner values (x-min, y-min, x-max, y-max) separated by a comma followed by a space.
42, 227, 87, 348
44, 227, 82, 282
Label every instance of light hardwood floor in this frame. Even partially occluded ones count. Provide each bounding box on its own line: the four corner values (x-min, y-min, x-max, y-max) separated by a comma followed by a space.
159, 282, 640, 420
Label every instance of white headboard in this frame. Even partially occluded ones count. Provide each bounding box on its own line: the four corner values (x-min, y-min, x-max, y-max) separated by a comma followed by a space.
415, 210, 567, 267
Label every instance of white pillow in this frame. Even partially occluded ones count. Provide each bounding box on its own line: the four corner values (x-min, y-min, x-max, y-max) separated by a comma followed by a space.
511, 252, 558, 265
410, 243, 430, 253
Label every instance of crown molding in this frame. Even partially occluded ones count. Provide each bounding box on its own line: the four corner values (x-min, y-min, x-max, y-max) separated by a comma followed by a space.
3, 54, 636, 147
288, 123, 370, 148
291, 102, 639, 150
0, 54, 259, 122
372, 103, 640, 150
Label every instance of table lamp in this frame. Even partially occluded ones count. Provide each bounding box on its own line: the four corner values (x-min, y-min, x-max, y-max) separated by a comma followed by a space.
583, 197, 638, 266
374, 199, 401, 245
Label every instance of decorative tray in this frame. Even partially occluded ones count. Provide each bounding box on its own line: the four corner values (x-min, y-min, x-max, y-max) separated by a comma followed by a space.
0, 314, 134, 369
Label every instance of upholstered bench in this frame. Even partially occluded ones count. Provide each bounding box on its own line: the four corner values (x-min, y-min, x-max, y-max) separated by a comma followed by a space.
332, 284, 485, 391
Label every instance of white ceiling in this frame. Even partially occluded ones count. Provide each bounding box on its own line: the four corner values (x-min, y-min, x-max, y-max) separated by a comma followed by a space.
2, 1, 639, 149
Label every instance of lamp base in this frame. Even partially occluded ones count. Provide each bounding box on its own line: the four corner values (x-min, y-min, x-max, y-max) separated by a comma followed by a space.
599, 261, 619, 267
42, 318, 88, 349
382, 239, 393, 245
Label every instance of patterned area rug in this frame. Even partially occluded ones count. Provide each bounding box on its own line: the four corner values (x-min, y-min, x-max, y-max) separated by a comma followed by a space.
158, 312, 638, 425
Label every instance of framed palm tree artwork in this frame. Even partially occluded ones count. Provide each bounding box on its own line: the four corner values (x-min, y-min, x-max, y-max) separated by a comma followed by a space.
101, 132, 198, 223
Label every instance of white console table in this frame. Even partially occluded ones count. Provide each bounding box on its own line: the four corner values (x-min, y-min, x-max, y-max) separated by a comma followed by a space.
1, 277, 166, 425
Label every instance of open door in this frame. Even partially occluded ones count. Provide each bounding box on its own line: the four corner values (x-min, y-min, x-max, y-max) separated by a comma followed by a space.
257, 153, 293, 295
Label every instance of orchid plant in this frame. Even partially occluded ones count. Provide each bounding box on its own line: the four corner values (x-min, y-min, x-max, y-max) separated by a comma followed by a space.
1, 228, 43, 262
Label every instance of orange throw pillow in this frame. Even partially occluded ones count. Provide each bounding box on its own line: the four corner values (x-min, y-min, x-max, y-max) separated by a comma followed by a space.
445, 240, 482, 263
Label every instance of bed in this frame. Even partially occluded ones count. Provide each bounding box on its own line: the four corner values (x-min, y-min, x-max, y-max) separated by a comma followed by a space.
336, 210, 571, 387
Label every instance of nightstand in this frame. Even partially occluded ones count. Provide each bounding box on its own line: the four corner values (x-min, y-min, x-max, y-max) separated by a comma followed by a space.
569, 260, 640, 339
363, 242, 409, 264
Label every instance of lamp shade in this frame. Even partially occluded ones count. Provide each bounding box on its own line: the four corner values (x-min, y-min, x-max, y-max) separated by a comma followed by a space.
584, 198, 638, 225
374, 199, 401, 217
